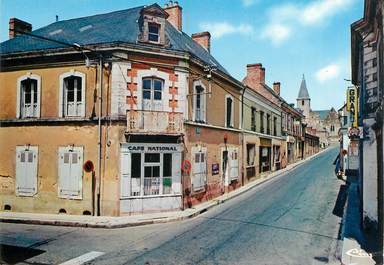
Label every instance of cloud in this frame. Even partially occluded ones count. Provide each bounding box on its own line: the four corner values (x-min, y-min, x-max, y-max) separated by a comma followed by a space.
261, 23, 292, 46
315, 64, 341, 82
199, 22, 253, 39
242, 0, 255, 7
260, 0, 354, 45
301, 0, 354, 25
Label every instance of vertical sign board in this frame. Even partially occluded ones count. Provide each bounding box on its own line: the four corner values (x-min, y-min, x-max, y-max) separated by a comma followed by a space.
346, 87, 358, 127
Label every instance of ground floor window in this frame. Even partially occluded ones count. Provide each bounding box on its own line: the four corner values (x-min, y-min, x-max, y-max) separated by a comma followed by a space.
192, 150, 207, 191
246, 144, 256, 178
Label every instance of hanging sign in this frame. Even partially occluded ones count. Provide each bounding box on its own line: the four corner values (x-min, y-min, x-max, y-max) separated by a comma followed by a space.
346, 87, 358, 127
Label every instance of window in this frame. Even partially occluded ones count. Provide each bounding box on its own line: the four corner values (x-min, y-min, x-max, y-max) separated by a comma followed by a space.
148, 23, 160, 43
194, 85, 206, 122
131, 153, 141, 196
17, 75, 40, 118
260, 111, 264, 133
267, 114, 271, 135
273, 117, 277, 136
302, 100, 304, 106
251, 107, 256, 131
163, 154, 172, 194
246, 144, 256, 178
59, 72, 85, 117
229, 149, 239, 180
225, 95, 234, 127
142, 77, 163, 110
58, 147, 83, 199
192, 151, 207, 191
15, 146, 38, 196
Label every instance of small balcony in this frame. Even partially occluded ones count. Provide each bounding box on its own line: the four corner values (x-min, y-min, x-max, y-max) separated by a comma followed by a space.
127, 110, 184, 135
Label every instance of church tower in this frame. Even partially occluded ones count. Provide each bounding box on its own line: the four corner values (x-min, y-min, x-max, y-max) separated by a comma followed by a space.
297, 75, 311, 119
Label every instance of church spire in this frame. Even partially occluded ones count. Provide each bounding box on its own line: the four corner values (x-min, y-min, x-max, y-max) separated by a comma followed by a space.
297, 74, 310, 100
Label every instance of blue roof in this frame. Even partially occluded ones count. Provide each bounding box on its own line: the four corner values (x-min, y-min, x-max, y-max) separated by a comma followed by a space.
1, 5, 228, 74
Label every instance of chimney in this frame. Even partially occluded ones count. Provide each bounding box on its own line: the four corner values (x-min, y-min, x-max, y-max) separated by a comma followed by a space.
273, 82, 281, 95
164, 1, 182, 31
245, 63, 265, 85
9, 18, 32, 39
191, 31, 211, 53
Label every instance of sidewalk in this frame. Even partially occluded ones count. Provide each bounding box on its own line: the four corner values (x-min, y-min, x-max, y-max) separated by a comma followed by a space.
341, 179, 377, 265
0, 149, 329, 229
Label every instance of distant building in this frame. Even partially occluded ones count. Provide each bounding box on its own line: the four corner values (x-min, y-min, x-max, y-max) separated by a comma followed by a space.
296, 75, 340, 147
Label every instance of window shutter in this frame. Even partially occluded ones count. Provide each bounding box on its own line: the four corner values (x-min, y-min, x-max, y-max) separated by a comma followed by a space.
172, 152, 181, 194
15, 147, 38, 196
58, 147, 83, 199
230, 149, 239, 180
192, 153, 202, 191
201, 95, 206, 122
201, 152, 207, 186
120, 153, 131, 198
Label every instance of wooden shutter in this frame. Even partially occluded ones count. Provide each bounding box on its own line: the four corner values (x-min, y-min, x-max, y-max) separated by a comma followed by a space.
120, 152, 131, 198
15, 146, 38, 196
58, 147, 83, 199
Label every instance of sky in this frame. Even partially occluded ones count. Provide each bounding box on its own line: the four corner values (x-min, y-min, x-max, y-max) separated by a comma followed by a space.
1, 0, 364, 110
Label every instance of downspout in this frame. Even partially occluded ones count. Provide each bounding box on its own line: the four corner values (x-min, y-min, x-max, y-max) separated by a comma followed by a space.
241, 87, 246, 186
97, 56, 103, 216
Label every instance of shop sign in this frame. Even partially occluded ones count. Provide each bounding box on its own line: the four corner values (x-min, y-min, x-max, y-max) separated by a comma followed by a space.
123, 143, 181, 152
348, 127, 363, 139
212, 163, 219, 175
346, 87, 358, 127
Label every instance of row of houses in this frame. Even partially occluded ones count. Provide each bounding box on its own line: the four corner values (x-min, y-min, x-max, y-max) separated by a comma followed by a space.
0, 2, 320, 216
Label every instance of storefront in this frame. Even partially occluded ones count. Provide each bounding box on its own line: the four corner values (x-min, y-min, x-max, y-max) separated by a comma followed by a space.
120, 143, 182, 214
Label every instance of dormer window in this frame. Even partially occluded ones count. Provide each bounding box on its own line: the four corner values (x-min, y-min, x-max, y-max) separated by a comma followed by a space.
148, 23, 160, 43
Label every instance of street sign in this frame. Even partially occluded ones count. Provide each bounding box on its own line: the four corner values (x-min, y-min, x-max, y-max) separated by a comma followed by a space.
83, 160, 94, 173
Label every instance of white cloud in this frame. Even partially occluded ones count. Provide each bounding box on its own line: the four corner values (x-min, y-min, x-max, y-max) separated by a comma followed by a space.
261, 23, 292, 45
301, 0, 354, 25
199, 22, 253, 39
242, 0, 255, 7
315, 64, 341, 82
260, 0, 354, 45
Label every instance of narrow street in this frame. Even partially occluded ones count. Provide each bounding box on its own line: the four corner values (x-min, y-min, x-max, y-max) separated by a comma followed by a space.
0, 147, 345, 265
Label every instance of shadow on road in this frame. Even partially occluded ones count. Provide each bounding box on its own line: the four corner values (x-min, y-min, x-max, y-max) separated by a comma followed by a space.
0, 244, 46, 265
332, 184, 348, 218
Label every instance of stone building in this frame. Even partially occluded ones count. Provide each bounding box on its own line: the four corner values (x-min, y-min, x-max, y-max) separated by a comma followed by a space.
296, 76, 340, 147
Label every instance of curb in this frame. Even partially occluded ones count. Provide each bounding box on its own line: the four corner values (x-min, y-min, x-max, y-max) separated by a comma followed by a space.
0, 148, 331, 229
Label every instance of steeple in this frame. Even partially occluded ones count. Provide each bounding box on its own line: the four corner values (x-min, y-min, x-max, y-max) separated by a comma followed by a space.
297, 74, 310, 100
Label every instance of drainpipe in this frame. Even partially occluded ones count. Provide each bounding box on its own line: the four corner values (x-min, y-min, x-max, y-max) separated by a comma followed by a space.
96, 56, 103, 216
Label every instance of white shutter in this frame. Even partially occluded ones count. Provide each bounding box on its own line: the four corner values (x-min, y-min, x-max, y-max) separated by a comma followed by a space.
15, 146, 38, 196
201, 94, 206, 122
120, 152, 131, 198
192, 151, 207, 191
58, 147, 83, 199
230, 148, 239, 180
172, 152, 181, 194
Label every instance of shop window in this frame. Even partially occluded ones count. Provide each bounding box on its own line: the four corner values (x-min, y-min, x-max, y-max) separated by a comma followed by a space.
246, 144, 255, 166
131, 153, 141, 196
163, 154, 172, 194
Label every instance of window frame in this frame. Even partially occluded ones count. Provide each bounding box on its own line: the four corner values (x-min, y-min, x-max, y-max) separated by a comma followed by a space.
148, 23, 160, 43
225, 95, 234, 128
141, 77, 164, 102
59, 71, 86, 118
193, 82, 207, 123
251, 107, 256, 132
16, 74, 41, 119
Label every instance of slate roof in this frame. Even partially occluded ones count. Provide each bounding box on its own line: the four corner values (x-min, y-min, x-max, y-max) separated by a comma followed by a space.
297, 75, 310, 99
0, 5, 228, 74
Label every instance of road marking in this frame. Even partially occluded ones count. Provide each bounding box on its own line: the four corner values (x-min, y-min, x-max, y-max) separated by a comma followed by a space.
59, 251, 105, 265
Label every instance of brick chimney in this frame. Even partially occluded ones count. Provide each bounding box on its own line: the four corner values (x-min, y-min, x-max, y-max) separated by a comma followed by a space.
273, 82, 281, 95
243, 64, 265, 90
192, 31, 211, 53
9, 18, 32, 39
164, 1, 182, 31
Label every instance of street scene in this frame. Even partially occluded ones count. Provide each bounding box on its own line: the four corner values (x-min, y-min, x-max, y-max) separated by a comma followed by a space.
0, 0, 383, 264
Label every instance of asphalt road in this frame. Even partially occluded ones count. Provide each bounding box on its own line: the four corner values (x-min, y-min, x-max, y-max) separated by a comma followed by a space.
0, 147, 345, 265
